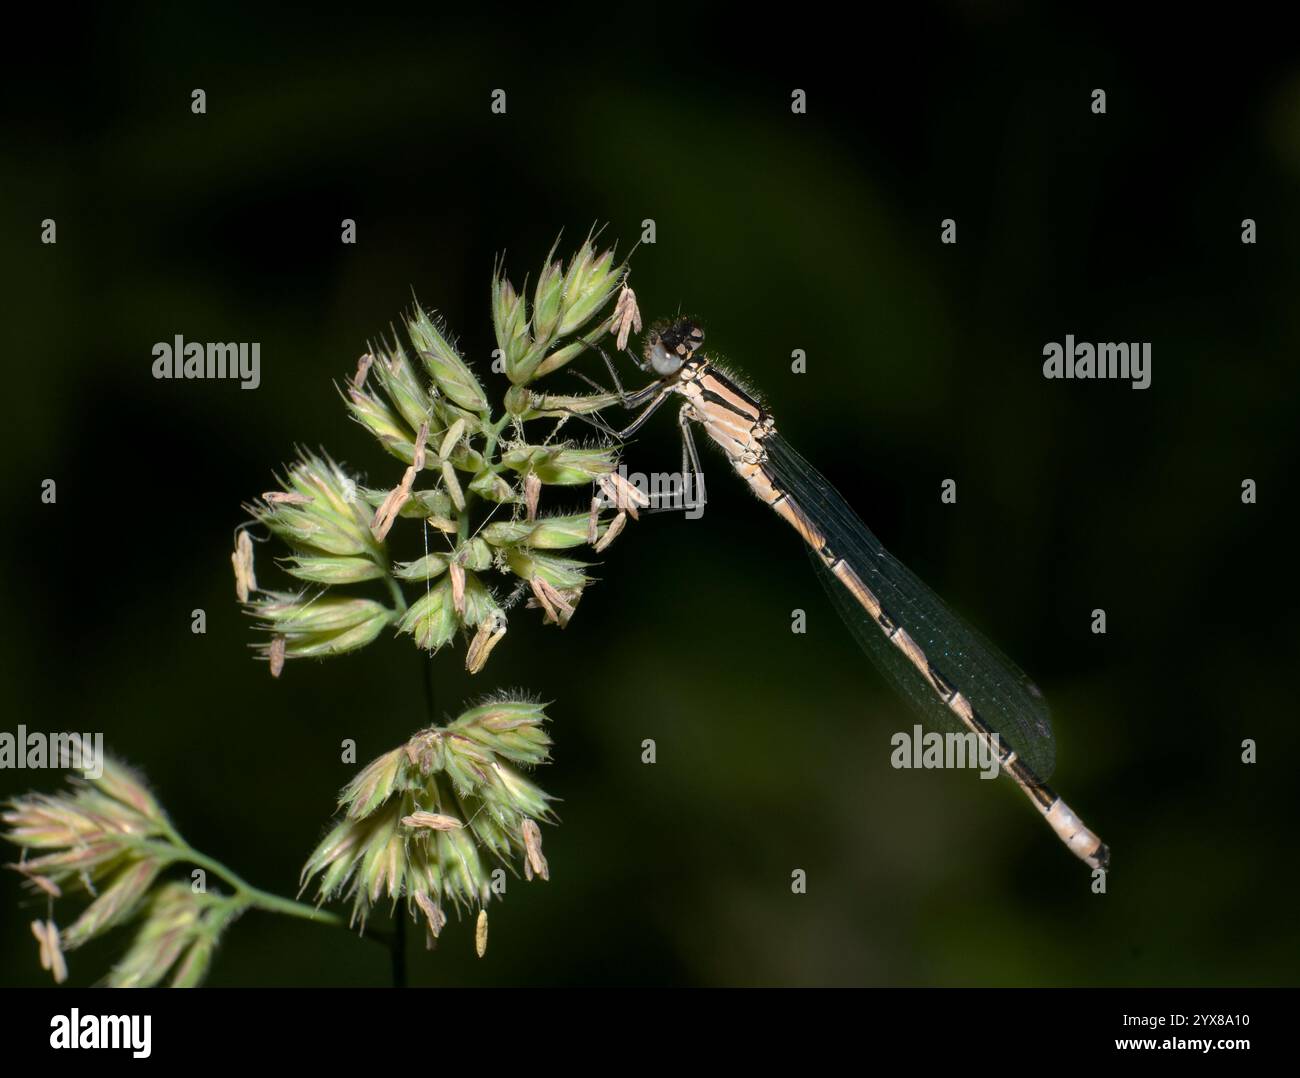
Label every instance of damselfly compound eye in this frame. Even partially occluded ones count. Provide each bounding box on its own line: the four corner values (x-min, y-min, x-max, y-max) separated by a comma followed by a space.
643, 319, 705, 376
644, 335, 680, 376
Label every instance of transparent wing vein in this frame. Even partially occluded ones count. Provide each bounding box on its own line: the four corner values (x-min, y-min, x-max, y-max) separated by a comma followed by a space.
764, 434, 1056, 779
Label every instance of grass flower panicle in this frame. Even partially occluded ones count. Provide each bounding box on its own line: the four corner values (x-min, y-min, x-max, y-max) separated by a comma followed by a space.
2, 743, 288, 987
301, 694, 556, 949
234, 231, 639, 679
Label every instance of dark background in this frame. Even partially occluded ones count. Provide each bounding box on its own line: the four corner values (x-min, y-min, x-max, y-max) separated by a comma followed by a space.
2, 8, 1297, 986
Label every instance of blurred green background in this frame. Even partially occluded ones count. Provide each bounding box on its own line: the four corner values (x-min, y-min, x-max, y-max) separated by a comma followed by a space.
2, 8, 1297, 986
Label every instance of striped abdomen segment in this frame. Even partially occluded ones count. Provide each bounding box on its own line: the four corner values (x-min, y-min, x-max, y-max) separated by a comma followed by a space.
744, 459, 1018, 762
739, 449, 1107, 869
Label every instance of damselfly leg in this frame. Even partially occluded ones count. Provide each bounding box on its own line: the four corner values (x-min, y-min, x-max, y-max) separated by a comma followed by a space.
676, 404, 707, 514
677, 405, 703, 478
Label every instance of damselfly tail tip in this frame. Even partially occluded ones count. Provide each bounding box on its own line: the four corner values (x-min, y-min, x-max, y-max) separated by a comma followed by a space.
1041, 796, 1108, 872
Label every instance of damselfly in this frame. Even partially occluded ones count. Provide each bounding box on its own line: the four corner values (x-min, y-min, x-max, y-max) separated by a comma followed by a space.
584, 317, 1109, 871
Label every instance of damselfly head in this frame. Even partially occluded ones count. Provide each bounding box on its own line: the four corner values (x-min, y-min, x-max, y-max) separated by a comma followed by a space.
644, 318, 704, 377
